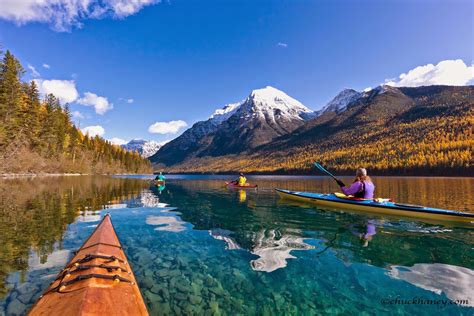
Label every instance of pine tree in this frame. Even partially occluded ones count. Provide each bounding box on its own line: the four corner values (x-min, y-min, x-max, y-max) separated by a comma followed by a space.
0, 50, 25, 146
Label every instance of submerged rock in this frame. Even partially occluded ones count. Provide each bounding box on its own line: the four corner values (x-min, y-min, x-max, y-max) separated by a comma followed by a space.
156, 269, 171, 278
7, 298, 26, 316
144, 290, 162, 303
189, 294, 203, 305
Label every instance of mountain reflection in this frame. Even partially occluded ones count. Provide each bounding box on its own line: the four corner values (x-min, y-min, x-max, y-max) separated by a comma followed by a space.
250, 229, 315, 272
140, 190, 168, 208
0, 176, 147, 298
160, 181, 474, 273
209, 228, 242, 250
389, 263, 474, 307
146, 215, 187, 232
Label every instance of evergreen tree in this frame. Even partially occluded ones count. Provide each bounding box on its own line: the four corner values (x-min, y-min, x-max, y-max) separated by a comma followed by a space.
0, 50, 25, 145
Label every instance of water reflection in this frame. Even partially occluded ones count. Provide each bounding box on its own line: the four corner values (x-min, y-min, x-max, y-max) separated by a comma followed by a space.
0, 176, 147, 299
250, 229, 315, 272
389, 263, 474, 307
140, 190, 168, 208
146, 214, 187, 232
165, 180, 474, 271
348, 220, 380, 247
1, 175, 473, 315
27, 249, 70, 271
208, 229, 242, 250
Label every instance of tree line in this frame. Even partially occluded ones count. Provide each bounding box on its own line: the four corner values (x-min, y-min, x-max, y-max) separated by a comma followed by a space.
0, 49, 151, 174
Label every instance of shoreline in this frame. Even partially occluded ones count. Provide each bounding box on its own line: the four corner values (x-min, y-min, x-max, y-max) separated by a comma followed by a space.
2, 173, 473, 179
157, 172, 474, 178
0, 173, 85, 178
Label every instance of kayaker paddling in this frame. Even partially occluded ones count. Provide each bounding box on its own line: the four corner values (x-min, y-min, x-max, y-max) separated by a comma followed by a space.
337, 168, 375, 199
226, 173, 257, 188
231, 173, 247, 186
155, 171, 166, 182
273, 162, 474, 224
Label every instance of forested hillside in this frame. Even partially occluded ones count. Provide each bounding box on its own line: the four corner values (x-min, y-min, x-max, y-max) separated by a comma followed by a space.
155, 86, 473, 176
0, 49, 151, 174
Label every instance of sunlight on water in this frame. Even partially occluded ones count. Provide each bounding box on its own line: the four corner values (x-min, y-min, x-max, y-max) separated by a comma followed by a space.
0, 175, 473, 315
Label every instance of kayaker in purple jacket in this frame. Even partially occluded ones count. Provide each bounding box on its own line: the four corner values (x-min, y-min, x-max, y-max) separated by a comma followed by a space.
336, 168, 375, 199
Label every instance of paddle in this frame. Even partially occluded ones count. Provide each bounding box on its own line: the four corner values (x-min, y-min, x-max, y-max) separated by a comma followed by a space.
313, 162, 346, 187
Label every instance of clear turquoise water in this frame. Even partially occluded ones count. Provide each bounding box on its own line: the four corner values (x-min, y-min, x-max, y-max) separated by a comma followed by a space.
0, 175, 473, 315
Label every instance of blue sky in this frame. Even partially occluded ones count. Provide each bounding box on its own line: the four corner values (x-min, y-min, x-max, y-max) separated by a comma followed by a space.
0, 0, 472, 144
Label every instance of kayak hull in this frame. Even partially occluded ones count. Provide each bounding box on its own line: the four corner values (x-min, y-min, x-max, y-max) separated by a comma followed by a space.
226, 182, 258, 189
275, 188, 474, 224
29, 214, 148, 316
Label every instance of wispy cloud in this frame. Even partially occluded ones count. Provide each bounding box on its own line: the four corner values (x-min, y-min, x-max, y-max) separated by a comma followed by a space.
119, 97, 134, 103
27, 64, 40, 77
385, 59, 474, 87
109, 137, 127, 145
71, 111, 84, 119
277, 42, 288, 48
78, 92, 113, 115
81, 125, 105, 137
148, 120, 187, 134
34, 79, 79, 103
0, 0, 161, 32
42, 63, 50, 69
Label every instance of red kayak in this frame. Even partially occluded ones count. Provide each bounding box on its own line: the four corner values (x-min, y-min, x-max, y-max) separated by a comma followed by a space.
226, 182, 258, 189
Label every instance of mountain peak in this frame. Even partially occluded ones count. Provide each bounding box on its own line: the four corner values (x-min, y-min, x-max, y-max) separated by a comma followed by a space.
250, 85, 284, 97
320, 88, 362, 114
245, 86, 314, 118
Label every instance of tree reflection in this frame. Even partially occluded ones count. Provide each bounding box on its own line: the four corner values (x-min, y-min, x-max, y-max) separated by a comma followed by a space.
0, 176, 147, 298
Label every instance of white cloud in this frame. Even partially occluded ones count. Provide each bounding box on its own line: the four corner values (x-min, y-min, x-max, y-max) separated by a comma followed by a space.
77, 92, 113, 115
277, 42, 288, 48
148, 120, 188, 134
385, 59, 474, 87
81, 125, 105, 137
109, 137, 127, 145
34, 79, 79, 103
119, 97, 134, 103
71, 110, 84, 119
42, 63, 50, 69
27, 64, 40, 77
0, 0, 160, 32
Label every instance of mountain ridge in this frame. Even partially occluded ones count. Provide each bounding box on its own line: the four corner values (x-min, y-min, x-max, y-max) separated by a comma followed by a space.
151, 85, 473, 176
122, 139, 165, 158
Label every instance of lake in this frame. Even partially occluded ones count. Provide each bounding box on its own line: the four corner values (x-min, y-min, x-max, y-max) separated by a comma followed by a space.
0, 175, 473, 315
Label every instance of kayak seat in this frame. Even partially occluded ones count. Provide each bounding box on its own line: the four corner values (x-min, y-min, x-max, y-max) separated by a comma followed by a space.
334, 192, 393, 203
333, 192, 367, 201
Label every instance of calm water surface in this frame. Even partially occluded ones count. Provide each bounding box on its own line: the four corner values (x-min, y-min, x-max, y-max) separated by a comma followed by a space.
0, 175, 473, 315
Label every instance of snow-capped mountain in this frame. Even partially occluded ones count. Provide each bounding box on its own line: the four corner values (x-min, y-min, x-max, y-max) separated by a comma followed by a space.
200, 86, 315, 155
319, 88, 362, 114
236, 86, 315, 121
122, 139, 166, 158
208, 101, 243, 125
150, 86, 315, 164
317, 85, 401, 116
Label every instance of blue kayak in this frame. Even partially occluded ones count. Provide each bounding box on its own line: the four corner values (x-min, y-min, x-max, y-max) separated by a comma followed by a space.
275, 188, 474, 224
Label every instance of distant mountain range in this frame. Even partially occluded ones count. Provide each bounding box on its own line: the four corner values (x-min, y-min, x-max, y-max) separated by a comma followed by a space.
150, 85, 473, 175
122, 139, 165, 158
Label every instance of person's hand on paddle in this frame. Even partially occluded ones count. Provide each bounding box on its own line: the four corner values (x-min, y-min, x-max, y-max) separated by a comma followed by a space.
336, 179, 345, 187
